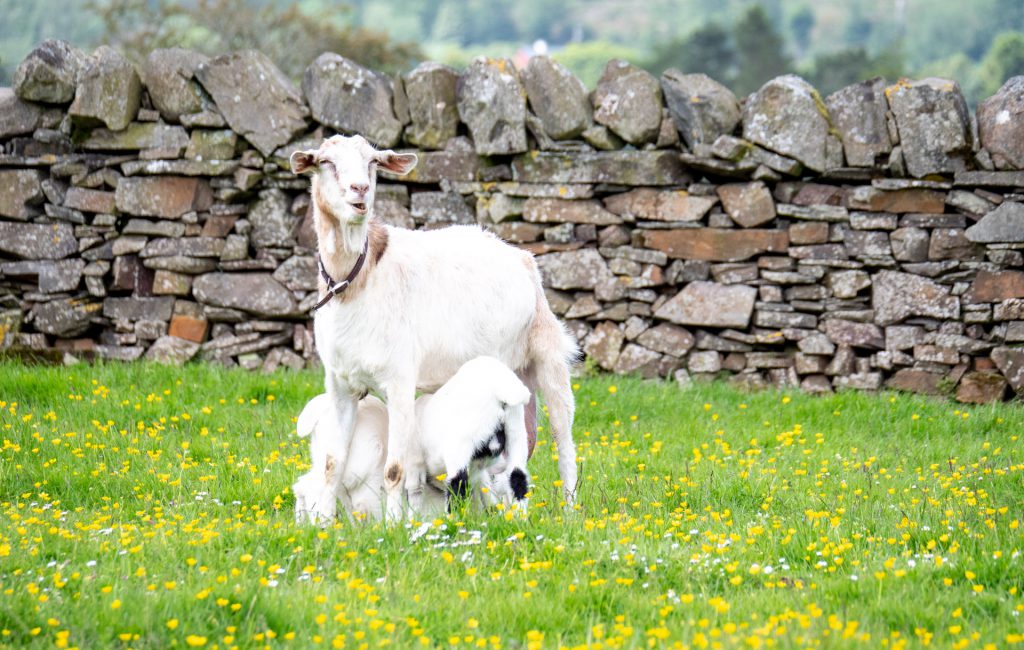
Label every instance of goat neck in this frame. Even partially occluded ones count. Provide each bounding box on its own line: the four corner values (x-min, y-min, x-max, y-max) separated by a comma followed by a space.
311, 175, 387, 301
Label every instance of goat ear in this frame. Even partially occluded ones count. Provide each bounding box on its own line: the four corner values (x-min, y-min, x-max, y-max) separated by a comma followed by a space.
375, 151, 418, 176
290, 150, 317, 175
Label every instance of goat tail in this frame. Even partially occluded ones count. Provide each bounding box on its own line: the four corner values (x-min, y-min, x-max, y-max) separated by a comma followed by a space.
296, 393, 331, 438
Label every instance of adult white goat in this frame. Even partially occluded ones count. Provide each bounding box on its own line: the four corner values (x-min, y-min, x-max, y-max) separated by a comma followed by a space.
293, 356, 533, 522
290, 134, 578, 520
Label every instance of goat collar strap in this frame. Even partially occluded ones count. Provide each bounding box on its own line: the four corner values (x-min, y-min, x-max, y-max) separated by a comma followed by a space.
312, 238, 369, 312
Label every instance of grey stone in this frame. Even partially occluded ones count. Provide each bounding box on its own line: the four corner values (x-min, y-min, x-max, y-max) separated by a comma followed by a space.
141, 48, 210, 123
688, 350, 722, 373
68, 46, 141, 130
977, 76, 1024, 170
716, 182, 775, 228
613, 344, 662, 376
0, 88, 41, 137
195, 50, 308, 156
123, 219, 186, 238
184, 129, 237, 160
522, 56, 592, 140
886, 78, 971, 178
140, 237, 225, 258
0, 170, 44, 220
827, 270, 871, 298
303, 53, 403, 148
992, 347, 1024, 393
655, 281, 757, 329
946, 190, 995, 218
513, 151, 688, 185
524, 198, 621, 225
583, 321, 624, 370
825, 78, 892, 167
13, 39, 86, 104
965, 201, 1024, 243
872, 270, 960, 326
846, 231, 891, 257
636, 323, 695, 356
798, 332, 835, 355
193, 273, 298, 317
115, 176, 213, 219
403, 62, 459, 149
536, 249, 613, 290
120, 159, 239, 177
660, 70, 740, 149
581, 124, 625, 150
824, 319, 884, 349
144, 335, 200, 365
142, 256, 217, 274
0, 221, 76, 259
592, 59, 662, 145
604, 189, 714, 222
103, 296, 175, 322
0, 259, 84, 293
929, 228, 982, 261
457, 58, 527, 155
30, 298, 100, 337
249, 189, 296, 248
411, 191, 475, 225
743, 75, 840, 173
891, 227, 930, 262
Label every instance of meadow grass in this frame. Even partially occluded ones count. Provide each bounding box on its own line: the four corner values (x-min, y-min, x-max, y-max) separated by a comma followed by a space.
0, 361, 1022, 649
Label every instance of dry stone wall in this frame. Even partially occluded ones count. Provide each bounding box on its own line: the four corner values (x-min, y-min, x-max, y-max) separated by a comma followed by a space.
4, 40, 1024, 403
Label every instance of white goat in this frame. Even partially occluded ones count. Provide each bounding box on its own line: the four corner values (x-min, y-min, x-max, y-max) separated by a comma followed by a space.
293, 356, 533, 521
290, 134, 578, 521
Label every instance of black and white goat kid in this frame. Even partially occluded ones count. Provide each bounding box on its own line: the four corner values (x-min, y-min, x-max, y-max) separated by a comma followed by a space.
293, 356, 533, 521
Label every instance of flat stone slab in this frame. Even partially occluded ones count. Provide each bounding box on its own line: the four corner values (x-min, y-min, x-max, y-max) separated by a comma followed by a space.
604, 189, 716, 222
195, 50, 308, 156
965, 201, 1024, 243
872, 270, 960, 326
654, 281, 757, 329
192, 273, 298, 317
0, 221, 77, 260
536, 248, 612, 290
115, 176, 213, 218
513, 151, 688, 186
639, 228, 788, 262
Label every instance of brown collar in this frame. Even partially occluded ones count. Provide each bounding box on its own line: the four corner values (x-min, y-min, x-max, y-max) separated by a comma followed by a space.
312, 237, 369, 312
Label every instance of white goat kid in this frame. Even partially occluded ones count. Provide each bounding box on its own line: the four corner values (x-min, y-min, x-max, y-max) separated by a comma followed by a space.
293, 356, 533, 521
291, 135, 578, 521
292, 393, 393, 523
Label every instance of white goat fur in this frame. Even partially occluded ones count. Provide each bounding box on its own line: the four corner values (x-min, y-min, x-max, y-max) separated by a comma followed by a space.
293, 357, 533, 522
291, 135, 578, 520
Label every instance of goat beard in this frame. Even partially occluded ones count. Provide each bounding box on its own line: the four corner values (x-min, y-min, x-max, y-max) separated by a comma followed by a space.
314, 177, 370, 255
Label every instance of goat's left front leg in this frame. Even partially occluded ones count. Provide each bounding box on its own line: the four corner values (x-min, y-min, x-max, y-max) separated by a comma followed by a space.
383, 379, 423, 520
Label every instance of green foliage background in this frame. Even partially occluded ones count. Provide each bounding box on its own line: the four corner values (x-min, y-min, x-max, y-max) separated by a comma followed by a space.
1, 0, 1024, 105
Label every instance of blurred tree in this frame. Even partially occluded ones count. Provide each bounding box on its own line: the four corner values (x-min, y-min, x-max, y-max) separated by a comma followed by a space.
90, 0, 421, 77
646, 22, 737, 85
804, 43, 904, 95
733, 4, 792, 95
790, 6, 815, 59
917, 52, 980, 104
552, 40, 646, 89
976, 30, 1024, 98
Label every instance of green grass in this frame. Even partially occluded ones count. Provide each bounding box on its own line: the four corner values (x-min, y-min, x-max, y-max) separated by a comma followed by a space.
0, 361, 1022, 649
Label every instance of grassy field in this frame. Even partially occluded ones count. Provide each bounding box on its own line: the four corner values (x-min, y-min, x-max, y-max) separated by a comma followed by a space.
0, 361, 1022, 649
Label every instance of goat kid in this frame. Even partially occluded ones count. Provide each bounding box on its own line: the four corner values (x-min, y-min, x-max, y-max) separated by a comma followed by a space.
293, 356, 532, 522
291, 135, 577, 521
